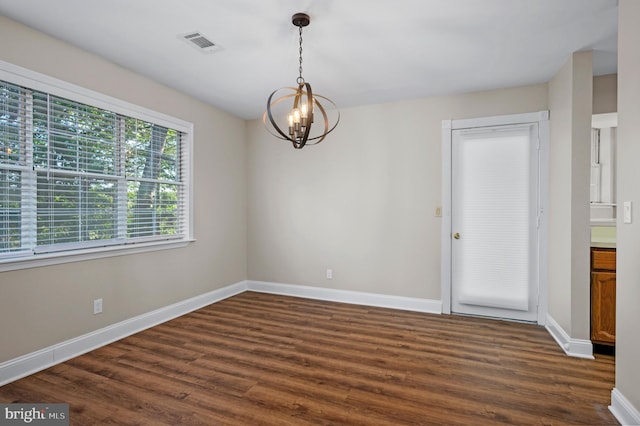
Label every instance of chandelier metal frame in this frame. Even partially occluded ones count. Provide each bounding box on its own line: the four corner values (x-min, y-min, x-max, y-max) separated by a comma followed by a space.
263, 13, 340, 149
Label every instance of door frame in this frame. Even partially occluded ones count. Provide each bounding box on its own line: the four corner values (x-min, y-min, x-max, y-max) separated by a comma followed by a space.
441, 111, 549, 325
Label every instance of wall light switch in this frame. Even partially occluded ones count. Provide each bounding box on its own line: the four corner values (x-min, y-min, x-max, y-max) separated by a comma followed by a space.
624, 201, 632, 224
435, 207, 442, 217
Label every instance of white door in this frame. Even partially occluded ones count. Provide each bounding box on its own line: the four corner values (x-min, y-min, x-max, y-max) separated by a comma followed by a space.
450, 123, 539, 322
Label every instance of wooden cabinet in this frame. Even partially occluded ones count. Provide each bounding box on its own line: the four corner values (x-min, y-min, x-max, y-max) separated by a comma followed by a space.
591, 247, 616, 345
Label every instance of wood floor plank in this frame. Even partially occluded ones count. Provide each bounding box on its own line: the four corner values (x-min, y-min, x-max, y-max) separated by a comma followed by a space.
0, 292, 618, 425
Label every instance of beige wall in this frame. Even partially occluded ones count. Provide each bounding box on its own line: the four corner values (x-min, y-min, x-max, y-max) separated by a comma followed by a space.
569, 52, 593, 342
547, 51, 592, 339
615, 0, 640, 412
547, 57, 574, 332
0, 17, 247, 362
248, 85, 548, 299
593, 74, 617, 114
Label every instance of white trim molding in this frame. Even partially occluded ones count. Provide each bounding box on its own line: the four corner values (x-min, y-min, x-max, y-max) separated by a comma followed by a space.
0, 239, 195, 273
0, 281, 247, 386
441, 119, 452, 315
247, 281, 442, 314
545, 314, 594, 359
610, 388, 640, 426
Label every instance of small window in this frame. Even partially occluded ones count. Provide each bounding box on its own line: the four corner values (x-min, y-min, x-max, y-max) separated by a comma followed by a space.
0, 64, 192, 268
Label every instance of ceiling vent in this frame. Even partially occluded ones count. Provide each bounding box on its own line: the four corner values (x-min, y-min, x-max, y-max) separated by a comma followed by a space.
180, 31, 222, 53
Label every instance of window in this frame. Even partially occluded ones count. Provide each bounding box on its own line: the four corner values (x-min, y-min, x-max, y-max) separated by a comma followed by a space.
0, 63, 192, 268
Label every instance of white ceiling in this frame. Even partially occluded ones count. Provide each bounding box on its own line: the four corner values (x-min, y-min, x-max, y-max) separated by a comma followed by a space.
0, 0, 618, 120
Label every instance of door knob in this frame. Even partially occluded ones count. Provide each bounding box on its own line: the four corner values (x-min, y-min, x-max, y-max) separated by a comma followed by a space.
453, 232, 460, 239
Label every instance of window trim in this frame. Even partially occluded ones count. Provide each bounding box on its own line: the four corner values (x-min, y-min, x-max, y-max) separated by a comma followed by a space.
0, 60, 195, 272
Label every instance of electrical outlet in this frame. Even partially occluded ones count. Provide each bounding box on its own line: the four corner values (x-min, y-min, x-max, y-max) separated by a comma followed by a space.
326, 269, 333, 280
93, 298, 103, 315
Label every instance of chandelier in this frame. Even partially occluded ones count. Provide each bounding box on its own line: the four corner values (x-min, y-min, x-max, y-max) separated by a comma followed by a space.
263, 13, 340, 149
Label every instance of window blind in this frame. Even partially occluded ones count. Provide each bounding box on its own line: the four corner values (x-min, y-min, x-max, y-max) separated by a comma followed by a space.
0, 81, 33, 256
0, 78, 188, 259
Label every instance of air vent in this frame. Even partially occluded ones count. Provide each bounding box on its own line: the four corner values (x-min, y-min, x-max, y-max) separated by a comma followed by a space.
179, 31, 222, 53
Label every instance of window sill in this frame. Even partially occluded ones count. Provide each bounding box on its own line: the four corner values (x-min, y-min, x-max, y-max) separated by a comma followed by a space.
0, 239, 196, 273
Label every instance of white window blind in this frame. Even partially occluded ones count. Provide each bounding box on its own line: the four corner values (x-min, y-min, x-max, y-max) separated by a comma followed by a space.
452, 126, 532, 312
0, 78, 190, 260
0, 80, 33, 256
590, 128, 601, 203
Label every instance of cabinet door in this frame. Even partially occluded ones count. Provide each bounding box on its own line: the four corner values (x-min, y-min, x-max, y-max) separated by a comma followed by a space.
591, 271, 616, 344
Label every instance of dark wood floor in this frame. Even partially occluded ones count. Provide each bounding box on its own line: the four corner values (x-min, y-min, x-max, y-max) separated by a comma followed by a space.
0, 292, 617, 425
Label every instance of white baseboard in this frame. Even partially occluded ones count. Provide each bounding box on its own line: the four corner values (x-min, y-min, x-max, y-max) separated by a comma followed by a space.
545, 314, 594, 359
0, 280, 442, 387
610, 388, 640, 426
247, 280, 442, 314
0, 280, 247, 386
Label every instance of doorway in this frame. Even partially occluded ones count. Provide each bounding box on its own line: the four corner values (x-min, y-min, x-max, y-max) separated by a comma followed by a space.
441, 112, 549, 324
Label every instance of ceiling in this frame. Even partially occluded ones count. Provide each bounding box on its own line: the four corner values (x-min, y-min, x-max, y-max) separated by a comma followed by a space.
0, 0, 618, 120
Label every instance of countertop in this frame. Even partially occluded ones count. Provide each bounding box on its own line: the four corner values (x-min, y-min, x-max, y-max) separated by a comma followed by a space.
591, 226, 616, 249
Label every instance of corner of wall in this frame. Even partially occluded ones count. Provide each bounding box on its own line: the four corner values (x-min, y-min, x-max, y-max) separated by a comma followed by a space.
545, 314, 593, 359
610, 388, 640, 426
